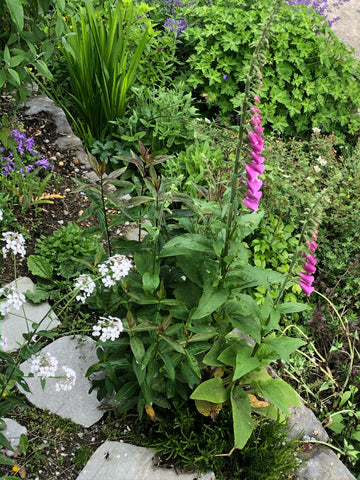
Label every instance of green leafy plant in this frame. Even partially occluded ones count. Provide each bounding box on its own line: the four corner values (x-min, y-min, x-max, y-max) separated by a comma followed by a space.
80, 2, 317, 453
59, 0, 151, 141
181, 0, 360, 137
26, 222, 104, 302
114, 82, 198, 155
0, 0, 61, 102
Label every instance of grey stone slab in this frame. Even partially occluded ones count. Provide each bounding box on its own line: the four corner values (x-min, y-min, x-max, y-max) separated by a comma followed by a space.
1, 277, 60, 352
18, 335, 105, 427
287, 405, 329, 442
1, 418, 27, 457
24, 95, 73, 135
76, 441, 215, 480
297, 445, 356, 480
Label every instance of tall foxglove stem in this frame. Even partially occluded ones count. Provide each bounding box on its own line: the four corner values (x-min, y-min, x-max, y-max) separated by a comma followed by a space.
220, 4, 282, 280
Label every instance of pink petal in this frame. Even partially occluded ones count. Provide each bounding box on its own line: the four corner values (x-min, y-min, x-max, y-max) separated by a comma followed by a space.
245, 190, 262, 201
251, 116, 261, 126
254, 95, 261, 104
251, 107, 260, 114
251, 143, 264, 154
247, 178, 263, 193
243, 197, 259, 211
306, 253, 317, 266
251, 162, 265, 174
299, 281, 314, 296
307, 240, 318, 252
250, 151, 265, 164
300, 272, 314, 286
245, 163, 261, 182
303, 262, 316, 275
255, 125, 264, 134
248, 131, 258, 144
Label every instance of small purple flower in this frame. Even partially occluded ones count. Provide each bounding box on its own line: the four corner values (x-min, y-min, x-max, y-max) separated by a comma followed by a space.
223, 75, 228, 81
164, 18, 188, 37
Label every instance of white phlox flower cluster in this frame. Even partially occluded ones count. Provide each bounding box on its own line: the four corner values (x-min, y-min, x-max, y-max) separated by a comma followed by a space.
317, 156, 327, 167
92, 316, 124, 342
1, 334, 9, 350
74, 274, 96, 303
0, 285, 26, 316
55, 366, 77, 391
98, 254, 133, 288
30, 352, 58, 379
0, 210, 3, 221
2, 232, 26, 258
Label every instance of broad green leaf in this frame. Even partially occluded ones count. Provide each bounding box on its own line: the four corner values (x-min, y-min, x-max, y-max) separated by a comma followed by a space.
257, 377, 301, 415
142, 272, 160, 294
141, 343, 158, 370
231, 385, 255, 449
0, 453, 15, 467
27, 255, 53, 279
6, 0, 24, 32
264, 334, 306, 361
160, 353, 175, 381
233, 348, 260, 381
34, 59, 54, 80
203, 336, 228, 366
159, 234, 213, 257
191, 283, 229, 320
190, 377, 228, 403
217, 341, 246, 367
7, 68, 20, 86
113, 381, 139, 405
276, 302, 311, 314
0, 432, 14, 451
159, 333, 186, 354
225, 297, 261, 344
185, 350, 201, 378
130, 336, 145, 363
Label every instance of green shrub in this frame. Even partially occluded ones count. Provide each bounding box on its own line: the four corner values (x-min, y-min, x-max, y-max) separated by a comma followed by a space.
114, 82, 198, 155
181, 0, 360, 138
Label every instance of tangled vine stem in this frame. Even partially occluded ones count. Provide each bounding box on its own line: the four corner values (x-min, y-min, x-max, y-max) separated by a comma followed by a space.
219, 0, 283, 281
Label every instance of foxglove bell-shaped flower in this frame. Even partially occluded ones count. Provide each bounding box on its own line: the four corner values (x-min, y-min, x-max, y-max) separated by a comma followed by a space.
243, 92, 265, 212
299, 230, 319, 296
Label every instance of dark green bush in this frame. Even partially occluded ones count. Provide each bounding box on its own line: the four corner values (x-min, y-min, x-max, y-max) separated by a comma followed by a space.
181, 0, 360, 138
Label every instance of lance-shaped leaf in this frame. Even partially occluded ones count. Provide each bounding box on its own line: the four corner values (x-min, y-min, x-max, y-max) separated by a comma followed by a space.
231, 385, 255, 449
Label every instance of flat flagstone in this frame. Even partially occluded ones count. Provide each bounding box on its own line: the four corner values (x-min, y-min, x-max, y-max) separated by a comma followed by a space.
76, 441, 215, 480
1, 277, 60, 352
18, 335, 105, 427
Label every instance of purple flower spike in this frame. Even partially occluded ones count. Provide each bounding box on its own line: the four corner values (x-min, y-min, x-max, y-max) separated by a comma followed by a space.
306, 253, 317, 266
245, 189, 262, 202
250, 151, 265, 164
245, 163, 261, 182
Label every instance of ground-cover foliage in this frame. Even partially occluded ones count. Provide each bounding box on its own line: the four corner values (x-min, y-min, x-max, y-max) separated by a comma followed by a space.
1, 0, 360, 477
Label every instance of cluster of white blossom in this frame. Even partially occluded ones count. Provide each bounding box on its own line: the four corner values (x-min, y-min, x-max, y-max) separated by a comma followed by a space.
92, 316, 124, 342
2, 232, 26, 258
98, 254, 133, 288
30, 352, 58, 379
0, 210, 3, 221
0, 285, 26, 316
55, 366, 77, 391
0, 334, 8, 350
74, 274, 96, 303
30, 353, 77, 391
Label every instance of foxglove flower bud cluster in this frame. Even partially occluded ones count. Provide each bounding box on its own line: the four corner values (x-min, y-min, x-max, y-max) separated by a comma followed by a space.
300, 230, 318, 296
243, 95, 265, 212
92, 316, 124, 342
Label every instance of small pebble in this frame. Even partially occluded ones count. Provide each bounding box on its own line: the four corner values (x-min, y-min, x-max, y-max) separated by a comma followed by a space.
56, 152, 61, 157
58, 220, 64, 225
63, 210, 69, 216
73, 158, 79, 164
58, 161, 64, 166
74, 168, 80, 173
50, 156, 57, 161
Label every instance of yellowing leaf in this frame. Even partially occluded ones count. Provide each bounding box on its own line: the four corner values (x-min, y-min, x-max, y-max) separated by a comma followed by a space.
145, 403, 157, 422
195, 399, 223, 420
38, 193, 64, 200
213, 367, 225, 378
248, 393, 270, 408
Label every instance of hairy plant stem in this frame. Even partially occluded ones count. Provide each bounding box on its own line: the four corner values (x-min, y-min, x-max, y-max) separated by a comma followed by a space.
219, 9, 280, 282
